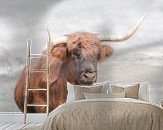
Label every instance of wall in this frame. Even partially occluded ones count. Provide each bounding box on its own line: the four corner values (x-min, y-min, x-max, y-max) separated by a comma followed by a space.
0, 0, 162, 112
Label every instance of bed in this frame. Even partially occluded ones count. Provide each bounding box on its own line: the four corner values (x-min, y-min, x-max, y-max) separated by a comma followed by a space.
42, 98, 163, 130
24, 81, 163, 130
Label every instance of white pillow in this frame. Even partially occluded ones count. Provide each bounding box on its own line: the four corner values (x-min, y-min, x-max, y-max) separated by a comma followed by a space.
84, 92, 125, 99
109, 81, 150, 102
160, 99, 163, 107
67, 82, 102, 102
67, 81, 150, 102
138, 82, 150, 101
67, 81, 111, 102
66, 82, 75, 102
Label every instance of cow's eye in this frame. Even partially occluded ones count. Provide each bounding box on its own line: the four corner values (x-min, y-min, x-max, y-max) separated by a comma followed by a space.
70, 49, 82, 60
73, 51, 81, 60
76, 53, 81, 60
71, 53, 81, 61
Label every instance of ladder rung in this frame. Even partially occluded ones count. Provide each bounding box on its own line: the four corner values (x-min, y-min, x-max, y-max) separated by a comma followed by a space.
30, 54, 47, 58
30, 54, 46, 56
29, 69, 48, 72
30, 57, 46, 59
27, 104, 47, 107
28, 88, 47, 91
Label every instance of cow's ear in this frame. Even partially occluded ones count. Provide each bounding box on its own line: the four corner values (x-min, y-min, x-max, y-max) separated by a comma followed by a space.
51, 43, 67, 61
98, 45, 113, 61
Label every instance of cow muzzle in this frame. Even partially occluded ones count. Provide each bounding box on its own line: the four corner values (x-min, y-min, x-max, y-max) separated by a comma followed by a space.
80, 71, 97, 84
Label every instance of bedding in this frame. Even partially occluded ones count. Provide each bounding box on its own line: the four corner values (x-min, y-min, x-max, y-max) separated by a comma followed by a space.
139, 82, 150, 101
66, 82, 76, 102
161, 99, 163, 107
93, 80, 111, 93
67, 81, 110, 102
42, 98, 163, 130
111, 83, 140, 99
94, 81, 150, 101
74, 85, 102, 100
84, 92, 125, 99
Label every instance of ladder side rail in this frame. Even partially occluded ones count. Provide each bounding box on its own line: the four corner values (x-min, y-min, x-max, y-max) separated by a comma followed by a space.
46, 40, 50, 116
24, 40, 32, 124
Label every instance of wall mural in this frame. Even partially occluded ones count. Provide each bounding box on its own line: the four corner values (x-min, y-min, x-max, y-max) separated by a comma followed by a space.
0, 0, 163, 112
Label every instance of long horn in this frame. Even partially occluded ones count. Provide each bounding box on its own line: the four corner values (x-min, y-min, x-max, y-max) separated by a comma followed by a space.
46, 29, 67, 45
53, 36, 67, 45
99, 13, 147, 42
50, 36, 67, 53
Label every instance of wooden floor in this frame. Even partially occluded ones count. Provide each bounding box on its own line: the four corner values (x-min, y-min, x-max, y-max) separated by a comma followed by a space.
0, 112, 46, 130
0, 122, 43, 130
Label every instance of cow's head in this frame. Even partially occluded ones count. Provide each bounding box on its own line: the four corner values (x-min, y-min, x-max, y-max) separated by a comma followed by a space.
50, 14, 146, 85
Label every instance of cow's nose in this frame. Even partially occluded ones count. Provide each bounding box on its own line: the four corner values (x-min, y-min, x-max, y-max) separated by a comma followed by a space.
83, 72, 96, 81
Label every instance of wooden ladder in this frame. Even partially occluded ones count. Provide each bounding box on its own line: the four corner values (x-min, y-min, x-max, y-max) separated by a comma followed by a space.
24, 39, 50, 124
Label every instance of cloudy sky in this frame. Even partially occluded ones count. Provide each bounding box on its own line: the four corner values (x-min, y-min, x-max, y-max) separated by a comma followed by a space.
0, 0, 163, 111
